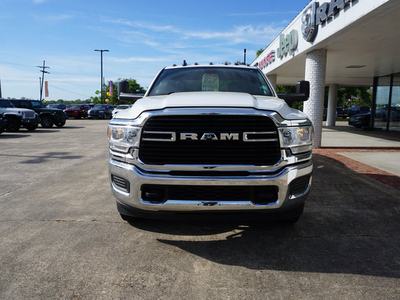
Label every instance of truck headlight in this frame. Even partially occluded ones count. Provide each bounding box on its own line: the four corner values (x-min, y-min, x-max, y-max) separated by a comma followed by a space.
107, 125, 140, 153
279, 126, 313, 154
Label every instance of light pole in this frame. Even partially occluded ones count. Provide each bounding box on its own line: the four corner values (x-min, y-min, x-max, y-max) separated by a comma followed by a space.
94, 49, 109, 104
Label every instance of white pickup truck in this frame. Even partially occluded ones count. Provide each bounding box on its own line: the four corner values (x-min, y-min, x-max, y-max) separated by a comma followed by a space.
108, 64, 313, 223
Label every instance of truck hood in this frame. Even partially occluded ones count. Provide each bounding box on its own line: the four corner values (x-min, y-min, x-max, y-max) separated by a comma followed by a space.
114, 92, 309, 120
1, 107, 36, 114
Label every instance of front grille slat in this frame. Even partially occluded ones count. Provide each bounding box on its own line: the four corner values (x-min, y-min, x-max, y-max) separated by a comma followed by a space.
141, 184, 279, 204
140, 115, 281, 165
22, 111, 36, 118
112, 175, 130, 193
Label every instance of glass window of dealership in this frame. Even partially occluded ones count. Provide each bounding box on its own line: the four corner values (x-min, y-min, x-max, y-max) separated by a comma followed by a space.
373, 73, 400, 133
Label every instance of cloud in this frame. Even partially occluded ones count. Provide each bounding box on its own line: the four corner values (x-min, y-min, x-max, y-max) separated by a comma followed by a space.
179, 25, 282, 46
102, 17, 282, 48
103, 19, 176, 33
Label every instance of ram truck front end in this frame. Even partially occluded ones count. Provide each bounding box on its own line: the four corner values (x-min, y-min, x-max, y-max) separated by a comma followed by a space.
108, 64, 313, 222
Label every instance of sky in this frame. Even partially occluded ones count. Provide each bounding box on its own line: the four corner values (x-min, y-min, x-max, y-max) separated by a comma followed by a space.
0, 0, 311, 101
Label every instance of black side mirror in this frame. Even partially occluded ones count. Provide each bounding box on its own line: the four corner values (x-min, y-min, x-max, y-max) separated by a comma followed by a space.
277, 80, 310, 105
296, 80, 309, 99
118, 80, 144, 101
118, 81, 130, 95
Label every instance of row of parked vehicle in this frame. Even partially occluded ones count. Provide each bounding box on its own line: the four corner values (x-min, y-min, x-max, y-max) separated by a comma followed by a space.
322, 106, 371, 128
0, 98, 66, 133
0, 98, 132, 134
49, 103, 131, 119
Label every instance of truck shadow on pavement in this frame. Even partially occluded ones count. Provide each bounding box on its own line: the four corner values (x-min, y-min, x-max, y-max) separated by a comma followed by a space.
130, 155, 400, 278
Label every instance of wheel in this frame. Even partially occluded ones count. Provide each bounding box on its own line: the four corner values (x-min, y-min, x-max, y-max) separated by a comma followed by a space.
41, 116, 54, 128
5, 118, 20, 132
55, 121, 66, 127
24, 125, 38, 131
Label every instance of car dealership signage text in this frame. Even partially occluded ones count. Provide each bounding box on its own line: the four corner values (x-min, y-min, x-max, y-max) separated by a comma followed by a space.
302, 0, 354, 42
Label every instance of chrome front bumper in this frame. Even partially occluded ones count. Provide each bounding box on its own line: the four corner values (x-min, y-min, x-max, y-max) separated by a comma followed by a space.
109, 158, 313, 215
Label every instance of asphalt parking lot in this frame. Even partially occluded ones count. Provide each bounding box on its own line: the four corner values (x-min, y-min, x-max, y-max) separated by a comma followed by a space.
1, 119, 400, 299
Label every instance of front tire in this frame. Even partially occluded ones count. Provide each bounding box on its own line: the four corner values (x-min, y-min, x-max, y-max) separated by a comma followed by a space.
41, 116, 54, 128
55, 121, 66, 128
6, 118, 20, 132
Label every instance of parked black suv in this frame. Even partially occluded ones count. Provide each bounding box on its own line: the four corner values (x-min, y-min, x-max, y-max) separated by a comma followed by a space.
88, 104, 115, 119
349, 112, 371, 128
336, 107, 348, 118
348, 106, 370, 117
10, 99, 67, 128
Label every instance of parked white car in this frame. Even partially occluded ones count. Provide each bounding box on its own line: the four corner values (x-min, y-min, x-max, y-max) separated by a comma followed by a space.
112, 104, 131, 117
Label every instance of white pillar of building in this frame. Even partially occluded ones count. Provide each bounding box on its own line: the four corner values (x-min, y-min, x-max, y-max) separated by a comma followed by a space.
327, 84, 338, 126
303, 49, 327, 149
267, 74, 277, 90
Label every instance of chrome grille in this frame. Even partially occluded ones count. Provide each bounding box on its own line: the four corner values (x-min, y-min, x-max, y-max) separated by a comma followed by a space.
22, 111, 36, 118
139, 115, 281, 165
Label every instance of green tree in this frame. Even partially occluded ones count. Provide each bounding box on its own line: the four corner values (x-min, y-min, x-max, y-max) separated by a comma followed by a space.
336, 87, 372, 108
90, 96, 101, 104
104, 78, 146, 105
256, 48, 265, 57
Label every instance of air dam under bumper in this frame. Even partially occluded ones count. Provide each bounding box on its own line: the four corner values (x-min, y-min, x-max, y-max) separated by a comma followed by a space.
109, 158, 313, 219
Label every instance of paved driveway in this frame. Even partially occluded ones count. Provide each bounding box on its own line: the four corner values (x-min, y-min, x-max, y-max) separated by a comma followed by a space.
1, 119, 399, 299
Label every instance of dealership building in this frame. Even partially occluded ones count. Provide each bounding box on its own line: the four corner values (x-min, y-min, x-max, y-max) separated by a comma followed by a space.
252, 0, 400, 148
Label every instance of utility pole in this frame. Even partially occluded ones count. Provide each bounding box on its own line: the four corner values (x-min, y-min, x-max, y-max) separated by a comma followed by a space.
94, 49, 109, 104
37, 61, 50, 101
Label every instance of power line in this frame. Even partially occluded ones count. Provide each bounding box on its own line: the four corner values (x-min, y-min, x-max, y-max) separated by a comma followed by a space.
37, 61, 50, 100
50, 85, 91, 98
0, 61, 37, 68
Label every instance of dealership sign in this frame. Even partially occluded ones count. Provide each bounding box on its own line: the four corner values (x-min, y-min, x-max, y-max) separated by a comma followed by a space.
258, 50, 275, 70
258, 29, 298, 69
277, 30, 298, 59
302, 0, 354, 42
258, 0, 355, 70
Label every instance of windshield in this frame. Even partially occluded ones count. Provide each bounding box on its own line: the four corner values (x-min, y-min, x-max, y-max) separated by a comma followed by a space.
148, 66, 273, 97
68, 105, 81, 109
93, 104, 106, 109
31, 101, 46, 108
0, 99, 15, 108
